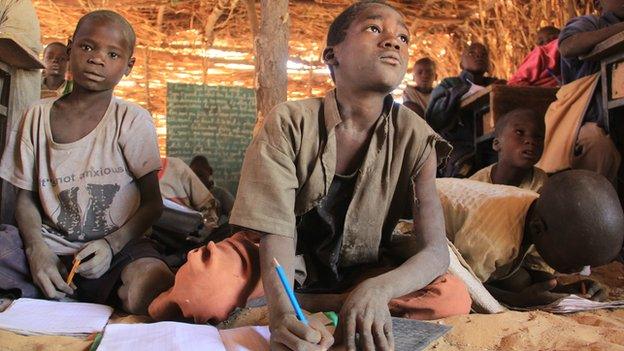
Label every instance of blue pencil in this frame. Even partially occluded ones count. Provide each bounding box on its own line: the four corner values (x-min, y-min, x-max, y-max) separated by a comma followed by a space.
273, 258, 308, 325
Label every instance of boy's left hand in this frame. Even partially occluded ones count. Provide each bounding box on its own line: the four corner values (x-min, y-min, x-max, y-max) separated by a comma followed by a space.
336, 281, 394, 351
554, 279, 608, 301
76, 239, 114, 279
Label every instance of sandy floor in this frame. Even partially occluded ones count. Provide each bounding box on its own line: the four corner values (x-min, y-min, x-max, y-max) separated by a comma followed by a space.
1, 262, 623, 351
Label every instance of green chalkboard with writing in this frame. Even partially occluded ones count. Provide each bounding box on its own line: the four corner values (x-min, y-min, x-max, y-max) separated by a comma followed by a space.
166, 84, 256, 194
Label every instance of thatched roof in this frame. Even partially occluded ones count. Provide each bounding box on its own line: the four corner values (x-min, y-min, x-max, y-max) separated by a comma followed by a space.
34, 0, 596, 152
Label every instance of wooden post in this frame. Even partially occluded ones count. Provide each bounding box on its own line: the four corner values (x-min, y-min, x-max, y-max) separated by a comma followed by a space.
253, 0, 289, 134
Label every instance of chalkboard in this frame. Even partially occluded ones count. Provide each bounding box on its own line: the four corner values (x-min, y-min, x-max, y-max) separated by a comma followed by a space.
166, 84, 256, 195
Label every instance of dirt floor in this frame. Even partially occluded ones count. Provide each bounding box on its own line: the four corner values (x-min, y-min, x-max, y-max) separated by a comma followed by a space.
1, 262, 623, 351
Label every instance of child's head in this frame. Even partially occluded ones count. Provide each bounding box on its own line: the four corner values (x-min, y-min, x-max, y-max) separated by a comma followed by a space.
536, 26, 560, 46
323, 0, 409, 94
528, 170, 624, 273
42, 42, 69, 78
412, 57, 436, 89
493, 108, 545, 169
460, 42, 489, 75
190, 155, 214, 189
597, 0, 624, 17
68, 10, 136, 92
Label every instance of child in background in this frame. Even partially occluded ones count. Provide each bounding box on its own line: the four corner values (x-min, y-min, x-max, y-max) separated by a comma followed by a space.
426, 43, 505, 177
0, 10, 173, 315
470, 108, 548, 192
403, 57, 437, 116
41, 42, 72, 98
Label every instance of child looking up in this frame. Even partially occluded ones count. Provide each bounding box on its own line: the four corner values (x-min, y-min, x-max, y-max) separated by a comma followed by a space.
0, 10, 173, 315
149, 2, 471, 350
471, 108, 548, 192
403, 57, 437, 116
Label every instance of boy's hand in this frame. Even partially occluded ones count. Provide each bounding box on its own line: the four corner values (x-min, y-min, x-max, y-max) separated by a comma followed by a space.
76, 239, 113, 279
270, 313, 334, 351
554, 279, 608, 301
516, 279, 568, 307
337, 281, 394, 351
25, 243, 74, 298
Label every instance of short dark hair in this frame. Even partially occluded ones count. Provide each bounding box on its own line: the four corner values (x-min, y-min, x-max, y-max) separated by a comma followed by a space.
43, 42, 68, 55
537, 26, 560, 37
414, 57, 436, 68
74, 10, 136, 55
494, 108, 543, 137
326, 0, 397, 47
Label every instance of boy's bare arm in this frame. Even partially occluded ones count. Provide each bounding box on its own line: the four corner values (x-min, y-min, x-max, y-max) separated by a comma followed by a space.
16, 189, 73, 298
260, 233, 334, 351
75, 171, 163, 277
559, 22, 624, 58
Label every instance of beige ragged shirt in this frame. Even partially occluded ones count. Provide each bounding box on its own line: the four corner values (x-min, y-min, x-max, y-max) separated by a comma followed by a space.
470, 164, 549, 193
230, 89, 451, 267
437, 178, 539, 282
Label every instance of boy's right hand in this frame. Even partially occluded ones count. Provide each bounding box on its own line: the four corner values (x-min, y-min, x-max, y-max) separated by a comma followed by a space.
516, 279, 568, 307
270, 313, 334, 351
25, 243, 74, 299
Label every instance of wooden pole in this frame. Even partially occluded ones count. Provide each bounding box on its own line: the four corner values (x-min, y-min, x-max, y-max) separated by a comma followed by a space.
253, 0, 289, 134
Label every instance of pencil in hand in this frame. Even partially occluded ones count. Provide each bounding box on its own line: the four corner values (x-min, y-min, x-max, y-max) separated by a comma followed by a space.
66, 258, 81, 286
273, 258, 308, 325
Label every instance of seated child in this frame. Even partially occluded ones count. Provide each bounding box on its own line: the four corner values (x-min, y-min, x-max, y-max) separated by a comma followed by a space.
402, 57, 436, 116
439, 170, 623, 307
41, 42, 73, 98
189, 155, 235, 217
426, 42, 506, 177
0, 10, 173, 315
545, 0, 623, 182
158, 156, 219, 230
508, 27, 561, 87
470, 108, 548, 192
149, 2, 471, 350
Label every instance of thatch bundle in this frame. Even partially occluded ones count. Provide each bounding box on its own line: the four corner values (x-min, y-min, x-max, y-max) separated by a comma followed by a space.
34, 0, 597, 152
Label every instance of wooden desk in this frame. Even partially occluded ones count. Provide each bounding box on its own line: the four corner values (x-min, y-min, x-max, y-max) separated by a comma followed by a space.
459, 85, 558, 169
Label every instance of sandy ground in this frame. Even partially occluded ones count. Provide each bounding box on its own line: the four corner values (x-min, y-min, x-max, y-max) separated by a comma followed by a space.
1, 262, 623, 351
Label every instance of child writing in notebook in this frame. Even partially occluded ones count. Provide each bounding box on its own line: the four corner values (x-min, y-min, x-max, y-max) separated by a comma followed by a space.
0, 10, 173, 314
149, 1, 472, 350
439, 170, 623, 307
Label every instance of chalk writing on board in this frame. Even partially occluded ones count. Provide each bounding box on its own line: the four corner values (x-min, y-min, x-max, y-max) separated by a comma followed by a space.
166, 84, 257, 194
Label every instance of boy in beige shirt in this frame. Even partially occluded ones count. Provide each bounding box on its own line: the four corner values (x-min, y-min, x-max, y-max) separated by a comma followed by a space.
439, 171, 623, 307
0, 10, 173, 315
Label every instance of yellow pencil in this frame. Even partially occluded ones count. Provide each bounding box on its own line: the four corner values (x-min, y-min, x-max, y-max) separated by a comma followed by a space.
66, 258, 81, 286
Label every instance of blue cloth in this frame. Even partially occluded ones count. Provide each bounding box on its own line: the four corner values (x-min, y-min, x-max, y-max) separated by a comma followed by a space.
559, 12, 623, 129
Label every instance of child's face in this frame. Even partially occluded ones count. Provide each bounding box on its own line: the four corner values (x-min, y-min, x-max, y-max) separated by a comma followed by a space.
69, 18, 134, 92
600, 0, 624, 17
536, 31, 557, 46
413, 63, 436, 88
494, 113, 544, 169
43, 45, 68, 78
331, 4, 409, 93
460, 44, 489, 75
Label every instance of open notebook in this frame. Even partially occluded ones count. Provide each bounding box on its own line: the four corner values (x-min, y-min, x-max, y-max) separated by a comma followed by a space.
97, 317, 450, 351
97, 322, 270, 351
0, 298, 113, 336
